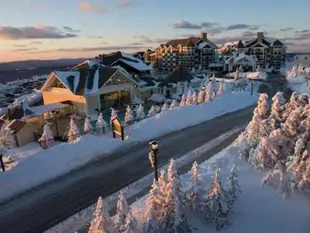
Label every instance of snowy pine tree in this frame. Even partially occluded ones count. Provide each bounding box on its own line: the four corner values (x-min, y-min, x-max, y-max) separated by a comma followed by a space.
191, 91, 197, 105
88, 197, 114, 233
125, 105, 134, 125
115, 191, 129, 230
161, 102, 169, 112
283, 92, 299, 120
297, 158, 310, 192
187, 161, 206, 212
226, 165, 241, 201
39, 123, 54, 148
262, 161, 290, 195
110, 108, 118, 125
121, 209, 139, 233
281, 108, 302, 139
0, 125, 16, 148
96, 113, 108, 134
197, 89, 205, 104
217, 80, 224, 95
268, 92, 286, 131
205, 82, 214, 102
179, 95, 186, 107
144, 180, 161, 232
206, 168, 231, 230
162, 159, 191, 233
169, 100, 178, 109
147, 106, 157, 117
186, 90, 192, 105
135, 104, 145, 121
67, 117, 80, 143
84, 117, 93, 134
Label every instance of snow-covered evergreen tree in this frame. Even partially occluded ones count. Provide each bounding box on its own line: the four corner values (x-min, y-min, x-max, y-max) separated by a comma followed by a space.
84, 117, 93, 134
162, 159, 191, 232
67, 117, 80, 143
283, 92, 299, 120
88, 197, 114, 233
125, 105, 134, 125
281, 108, 302, 139
121, 209, 139, 233
217, 80, 224, 95
179, 94, 186, 107
96, 113, 108, 134
288, 151, 308, 191
0, 125, 16, 148
197, 89, 205, 104
191, 91, 197, 105
206, 168, 231, 230
110, 108, 118, 125
186, 90, 192, 105
147, 105, 157, 117
115, 191, 129, 230
169, 100, 178, 109
144, 180, 161, 232
297, 158, 310, 192
226, 165, 241, 201
262, 161, 290, 195
39, 123, 54, 148
161, 102, 169, 112
204, 82, 214, 102
268, 92, 286, 131
135, 104, 145, 121
187, 161, 206, 212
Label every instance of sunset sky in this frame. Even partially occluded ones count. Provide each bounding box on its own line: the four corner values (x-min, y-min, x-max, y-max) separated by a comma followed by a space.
0, 0, 310, 62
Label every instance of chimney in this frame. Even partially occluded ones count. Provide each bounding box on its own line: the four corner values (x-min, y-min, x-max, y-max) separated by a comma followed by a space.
257, 32, 264, 43
201, 32, 207, 41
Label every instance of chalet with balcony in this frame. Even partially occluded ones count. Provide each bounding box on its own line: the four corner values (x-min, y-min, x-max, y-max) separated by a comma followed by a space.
149, 32, 217, 72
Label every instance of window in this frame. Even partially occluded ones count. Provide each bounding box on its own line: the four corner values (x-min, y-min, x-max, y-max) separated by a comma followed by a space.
51, 78, 66, 88
305, 57, 308, 60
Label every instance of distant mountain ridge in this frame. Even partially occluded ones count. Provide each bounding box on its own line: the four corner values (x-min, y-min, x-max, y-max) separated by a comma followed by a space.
0, 58, 89, 71
0, 58, 89, 83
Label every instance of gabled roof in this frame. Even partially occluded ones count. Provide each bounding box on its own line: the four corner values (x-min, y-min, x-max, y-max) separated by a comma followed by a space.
48, 64, 140, 96
225, 53, 257, 64
99, 51, 152, 71
271, 39, 284, 47
158, 65, 194, 87
165, 37, 201, 47
236, 40, 244, 48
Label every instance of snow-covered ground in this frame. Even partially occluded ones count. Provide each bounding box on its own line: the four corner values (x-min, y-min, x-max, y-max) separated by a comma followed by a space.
227, 71, 267, 80
128, 145, 310, 233
286, 65, 310, 94
0, 91, 258, 202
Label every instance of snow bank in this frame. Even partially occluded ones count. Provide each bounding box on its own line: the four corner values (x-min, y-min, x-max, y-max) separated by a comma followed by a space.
0, 91, 258, 202
286, 65, 310, 94
130, 145, 310, 233
227, 71, 267, 80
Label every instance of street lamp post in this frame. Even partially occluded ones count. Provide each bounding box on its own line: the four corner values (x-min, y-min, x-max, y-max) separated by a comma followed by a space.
251, 80, 254, 95
149, 141, 159, 181
0, 153, 5, 172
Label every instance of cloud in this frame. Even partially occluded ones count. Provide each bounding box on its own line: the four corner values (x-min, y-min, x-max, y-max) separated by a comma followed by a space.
78, 1, 106, 14
295, 29, 310, 33
87, 36, 104, 39
28, 45, 149, 53
29, 41, 43, 44
280, 27, 294, 32
127, 42, 144, 46
242, 31, 256, 37
63, 26, 81, 33
226, 24, 259, 31
116, 0, 134, 8
10, 47, 38, 52
0, 25, 78, 40
172, 21, 216, 30
12, 44, 27, 47
133, 35, 172, 44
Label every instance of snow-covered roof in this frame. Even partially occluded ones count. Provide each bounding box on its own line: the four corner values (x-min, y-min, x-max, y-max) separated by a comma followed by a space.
54, 71, 80, 94
225, 53, 257, 65
111, 58, 152, 72
23, 103, 69, 119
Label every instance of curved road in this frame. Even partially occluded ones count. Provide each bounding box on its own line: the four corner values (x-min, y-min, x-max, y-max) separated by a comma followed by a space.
0, 105, 255, 233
